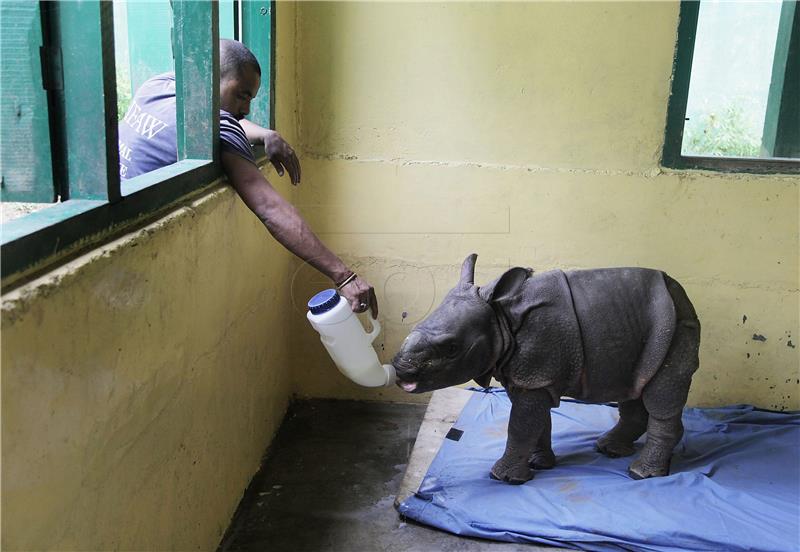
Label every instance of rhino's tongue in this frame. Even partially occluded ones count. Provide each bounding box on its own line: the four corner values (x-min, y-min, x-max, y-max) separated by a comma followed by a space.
400, 381, 417, 392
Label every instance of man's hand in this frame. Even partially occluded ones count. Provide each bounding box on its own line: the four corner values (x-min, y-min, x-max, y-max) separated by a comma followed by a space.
240, 120, 301, 185
339, 275, 378, 318
263, 129, 301, 185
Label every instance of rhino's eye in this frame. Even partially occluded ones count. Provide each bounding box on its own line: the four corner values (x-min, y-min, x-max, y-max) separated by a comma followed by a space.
445, 341, 459, 357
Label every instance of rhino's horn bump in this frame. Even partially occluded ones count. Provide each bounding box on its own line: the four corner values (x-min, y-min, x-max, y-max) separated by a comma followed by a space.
460, 253, 478, 285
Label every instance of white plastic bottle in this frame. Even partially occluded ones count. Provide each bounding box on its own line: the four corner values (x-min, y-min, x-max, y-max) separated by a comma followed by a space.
306, 289, 396, 387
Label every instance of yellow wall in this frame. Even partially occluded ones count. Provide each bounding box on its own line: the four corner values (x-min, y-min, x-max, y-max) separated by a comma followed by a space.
1, 185, 295, 550
287, 1, 799, 409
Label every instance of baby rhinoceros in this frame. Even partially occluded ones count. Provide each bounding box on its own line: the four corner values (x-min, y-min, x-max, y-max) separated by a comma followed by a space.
393, 254, 700, 484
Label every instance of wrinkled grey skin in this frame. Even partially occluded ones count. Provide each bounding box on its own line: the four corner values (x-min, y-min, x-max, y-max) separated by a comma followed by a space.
393, 254, 700, 484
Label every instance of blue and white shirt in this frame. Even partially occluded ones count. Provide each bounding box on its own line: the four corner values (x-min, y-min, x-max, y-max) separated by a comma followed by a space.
118, 72, 255, 180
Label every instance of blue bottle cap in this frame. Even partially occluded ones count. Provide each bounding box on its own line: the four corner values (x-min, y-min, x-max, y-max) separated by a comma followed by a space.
308, 289, 341, 315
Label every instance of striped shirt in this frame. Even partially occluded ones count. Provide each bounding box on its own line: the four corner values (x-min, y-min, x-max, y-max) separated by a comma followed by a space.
219, 111, 256, 164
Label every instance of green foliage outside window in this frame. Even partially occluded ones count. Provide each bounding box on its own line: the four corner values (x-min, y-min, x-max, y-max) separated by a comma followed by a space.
684, 102, 761, 158
116, 67, 132, 121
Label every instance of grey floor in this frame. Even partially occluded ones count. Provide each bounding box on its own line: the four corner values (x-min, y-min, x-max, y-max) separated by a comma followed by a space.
218, 399, 553, 551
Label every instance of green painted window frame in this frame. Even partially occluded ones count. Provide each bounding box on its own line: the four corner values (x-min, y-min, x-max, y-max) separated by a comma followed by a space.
662, 0, 800, 174
241, 0, 275, 129
1, 1, 275, 283
0, 1, 56, 203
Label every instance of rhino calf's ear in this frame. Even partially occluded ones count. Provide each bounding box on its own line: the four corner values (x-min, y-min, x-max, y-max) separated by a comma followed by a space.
480, 266, 530, 303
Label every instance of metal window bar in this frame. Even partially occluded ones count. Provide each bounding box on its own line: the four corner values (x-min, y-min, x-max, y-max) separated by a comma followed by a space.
51, 0, 120, 201
762, 0, 800, 159
241, 0, 274, 128
0, 1, 56, 203
174, 0, 219, 162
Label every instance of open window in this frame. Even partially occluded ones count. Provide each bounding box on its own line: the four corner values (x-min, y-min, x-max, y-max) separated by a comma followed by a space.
663, 0, 799, 173
1, 1, 275, 282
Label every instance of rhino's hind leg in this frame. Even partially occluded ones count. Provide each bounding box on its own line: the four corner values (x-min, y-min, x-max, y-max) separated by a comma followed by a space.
629, 281, 700, 479
629, 413, 683, 479
629, 342, 697, 478
596, 399, 648, 458
529, 413, 556, 469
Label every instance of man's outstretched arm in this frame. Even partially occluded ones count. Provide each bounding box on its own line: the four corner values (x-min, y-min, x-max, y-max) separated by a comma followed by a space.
221, 150, 377, 316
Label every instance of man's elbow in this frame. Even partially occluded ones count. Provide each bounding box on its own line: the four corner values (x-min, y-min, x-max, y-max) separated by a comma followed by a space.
227, 175, 276, 222
243, 189, 297, 232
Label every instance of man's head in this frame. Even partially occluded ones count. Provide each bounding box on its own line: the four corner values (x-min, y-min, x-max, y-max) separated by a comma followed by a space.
219, 39, 261, 120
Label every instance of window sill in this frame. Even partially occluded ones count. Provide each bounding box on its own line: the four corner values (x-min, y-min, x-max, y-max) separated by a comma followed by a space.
2, 159, 221, 286
661, 155, 800, 174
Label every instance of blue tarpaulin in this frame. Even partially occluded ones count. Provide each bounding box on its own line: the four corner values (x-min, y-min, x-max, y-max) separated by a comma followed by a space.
398, 388, 800, 552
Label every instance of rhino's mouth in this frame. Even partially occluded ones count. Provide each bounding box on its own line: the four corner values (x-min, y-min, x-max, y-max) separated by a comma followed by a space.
392, 358, 422, 393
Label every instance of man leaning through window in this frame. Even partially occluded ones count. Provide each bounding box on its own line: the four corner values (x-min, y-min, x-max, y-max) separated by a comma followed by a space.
118, 39, 377, 316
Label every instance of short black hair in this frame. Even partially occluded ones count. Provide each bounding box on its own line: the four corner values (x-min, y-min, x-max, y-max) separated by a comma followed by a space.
220, 39, 261, 81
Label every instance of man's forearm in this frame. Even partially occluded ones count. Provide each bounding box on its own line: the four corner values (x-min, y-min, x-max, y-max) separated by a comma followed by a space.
240, 119, 267, 145
257, 197, 350, 284
222, 150, 376, 314
222, 150, 348, 283
239, 122, 301, 185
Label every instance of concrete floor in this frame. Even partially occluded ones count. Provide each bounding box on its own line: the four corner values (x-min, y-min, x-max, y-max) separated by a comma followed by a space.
218, 399, 552, 551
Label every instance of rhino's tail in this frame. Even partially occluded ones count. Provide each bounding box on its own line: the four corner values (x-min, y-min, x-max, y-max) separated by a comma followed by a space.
662, 273, 700, 332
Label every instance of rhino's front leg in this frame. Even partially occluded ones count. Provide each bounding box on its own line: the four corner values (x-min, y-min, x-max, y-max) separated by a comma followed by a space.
529, 413, 556, 470
491, 388, 552, 484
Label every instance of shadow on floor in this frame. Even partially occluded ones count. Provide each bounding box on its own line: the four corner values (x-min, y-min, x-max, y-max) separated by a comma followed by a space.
218, 399, 543, 551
